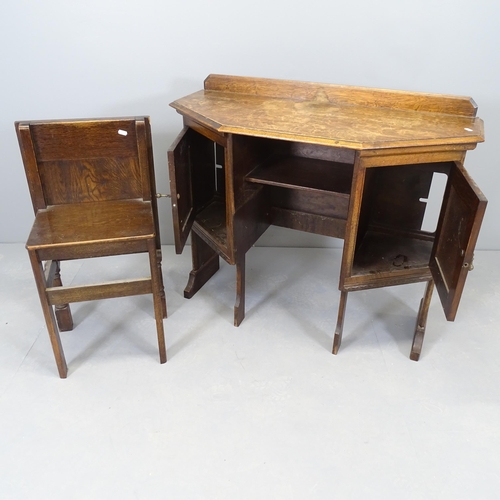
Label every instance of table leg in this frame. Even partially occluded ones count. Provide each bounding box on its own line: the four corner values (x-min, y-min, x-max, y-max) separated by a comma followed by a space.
184, 231, 220, 299
332, 291, 348, 355
234, 253, 245, 327
410, 280, 434, 361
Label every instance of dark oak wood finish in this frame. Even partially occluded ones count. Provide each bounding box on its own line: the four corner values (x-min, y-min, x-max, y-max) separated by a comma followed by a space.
50, 260, 74, 332
411, 280, 435, 361
184, 231, 220, 299
17, 117, 167, 378
168, 75, 487, 360
430, 164, 487, 321
332, 291, 348, 355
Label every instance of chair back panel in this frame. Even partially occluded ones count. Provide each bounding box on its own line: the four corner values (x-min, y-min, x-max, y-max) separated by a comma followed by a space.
30, 120, 139, 161
37, 157, 142, 205
17, 117, 153, 210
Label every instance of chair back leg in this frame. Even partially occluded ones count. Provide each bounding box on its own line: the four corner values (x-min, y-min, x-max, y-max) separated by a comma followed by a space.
52, 261, 74, 331
156, 249, 168, 319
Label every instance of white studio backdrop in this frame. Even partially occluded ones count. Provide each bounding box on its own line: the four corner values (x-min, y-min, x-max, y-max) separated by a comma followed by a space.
1, 0, 498, 248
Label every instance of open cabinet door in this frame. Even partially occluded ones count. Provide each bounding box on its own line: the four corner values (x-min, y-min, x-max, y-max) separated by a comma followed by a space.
168, 127, 196, 253
430, 162, 487, 321
167, 127, 215, 254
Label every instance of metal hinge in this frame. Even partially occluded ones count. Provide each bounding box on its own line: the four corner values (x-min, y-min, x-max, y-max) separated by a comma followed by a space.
463, 254, 475, 271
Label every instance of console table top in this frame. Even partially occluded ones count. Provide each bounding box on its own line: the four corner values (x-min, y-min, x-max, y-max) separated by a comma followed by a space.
170, 74, 484, 150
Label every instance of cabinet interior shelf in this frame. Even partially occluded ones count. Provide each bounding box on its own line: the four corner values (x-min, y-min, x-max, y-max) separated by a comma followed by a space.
194, 198, 227, 251
246, 156, 353, 196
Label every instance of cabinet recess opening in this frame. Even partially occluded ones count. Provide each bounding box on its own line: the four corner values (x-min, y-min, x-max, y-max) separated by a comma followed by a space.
245, 139, 355, 239
352, 162, 451, 278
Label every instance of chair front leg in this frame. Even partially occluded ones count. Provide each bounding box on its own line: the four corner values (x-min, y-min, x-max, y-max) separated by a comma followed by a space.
29, 251, 68, 378
148, 240, 167, 364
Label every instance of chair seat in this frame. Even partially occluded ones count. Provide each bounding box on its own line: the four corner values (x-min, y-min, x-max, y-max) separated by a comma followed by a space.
26, 199, 156, 250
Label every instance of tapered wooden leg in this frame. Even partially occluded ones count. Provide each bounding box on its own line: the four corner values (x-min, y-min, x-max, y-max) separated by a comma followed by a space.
51, 261, 74, 332
148, 240, 167, 364
234, 253, 245, 327
184, 231, 220, 299
410, 280, 434, 361
28, 250, 68, 378
156, 249, 167, 318
332, 291, 349, 355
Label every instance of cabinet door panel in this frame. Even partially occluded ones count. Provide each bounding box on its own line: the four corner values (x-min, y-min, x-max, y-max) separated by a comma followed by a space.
430, 163, 487, 321
168, 127, 215, 253
168, 127, 195, 253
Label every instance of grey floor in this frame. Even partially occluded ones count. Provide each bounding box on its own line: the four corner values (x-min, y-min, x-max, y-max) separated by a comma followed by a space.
1, 244, 499, 499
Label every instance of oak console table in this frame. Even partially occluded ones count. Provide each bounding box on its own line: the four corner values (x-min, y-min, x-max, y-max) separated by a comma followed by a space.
168, 74, 486, 360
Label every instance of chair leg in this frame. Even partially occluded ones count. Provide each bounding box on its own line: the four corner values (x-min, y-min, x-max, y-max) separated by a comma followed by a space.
332, 291, 349, 355
156, 249, 168, 319
234, 253, 246, 327
410, 280, 434, 361
51, 261, 74, 332
148, 240, 167, 364
28, 250, 68, 378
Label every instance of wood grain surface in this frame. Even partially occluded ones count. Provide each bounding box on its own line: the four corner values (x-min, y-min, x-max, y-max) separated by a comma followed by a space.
170, 75, 484, 150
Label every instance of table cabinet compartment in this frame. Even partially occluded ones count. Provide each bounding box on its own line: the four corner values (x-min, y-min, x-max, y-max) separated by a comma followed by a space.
246, 140, 354, 239
351, 162, 448, 282
168, 126, 229, 258
346, 160, 486, 321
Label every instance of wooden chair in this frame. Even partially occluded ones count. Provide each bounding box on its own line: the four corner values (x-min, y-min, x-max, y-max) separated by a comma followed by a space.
16, 117, 167, 378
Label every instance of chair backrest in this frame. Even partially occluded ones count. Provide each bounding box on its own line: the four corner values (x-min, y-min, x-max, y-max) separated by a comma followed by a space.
16, 117, 157, 213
